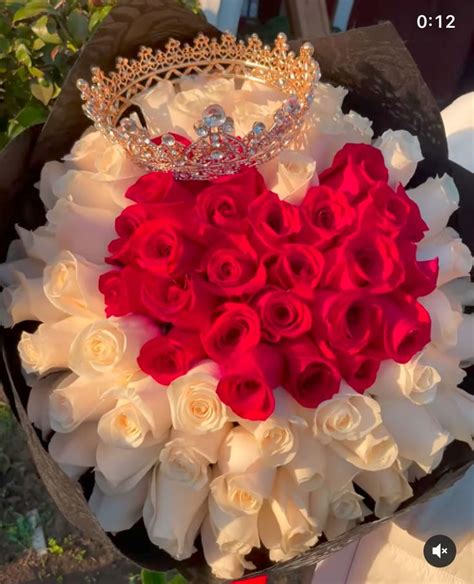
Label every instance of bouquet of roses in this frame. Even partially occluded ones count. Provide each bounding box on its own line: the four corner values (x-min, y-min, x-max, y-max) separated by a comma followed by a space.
0, 2, 472, 582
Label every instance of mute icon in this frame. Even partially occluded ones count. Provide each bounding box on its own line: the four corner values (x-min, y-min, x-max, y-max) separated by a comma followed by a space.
424, 535, 456, 567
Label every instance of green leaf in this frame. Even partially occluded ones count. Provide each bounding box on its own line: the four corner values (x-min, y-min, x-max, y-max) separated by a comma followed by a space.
15, 101, 47, 128
88, 5, 112, 32
14, 42, 31, 67
32, 38, 45, 51
0, 35, 10, 55
32, 15, 61, 45
168, 575, 187, 584
140, 570, 167, 584
28, 65, 45, 78
12, 1, 50, 23
31, 81, 53, 104
66, 10, 89, 46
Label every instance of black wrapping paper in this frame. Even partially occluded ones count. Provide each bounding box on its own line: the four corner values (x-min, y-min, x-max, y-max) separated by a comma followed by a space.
0, 2, 473, 582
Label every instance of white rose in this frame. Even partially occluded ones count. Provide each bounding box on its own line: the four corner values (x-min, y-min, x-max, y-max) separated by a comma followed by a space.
377, 396, 451, 472
211, 428, 274, 555
418, 344, 466, 388
344, 110, 373, 139
258, 149, 316, 205
369, 358, 440, 405
374, 129, 423, 186
132, 80, 175, 137
231, 92, 281, 137
447, 313, 474, 362
19, 316, 89, 374
69, 316, 157, 378
37, 160, 67, 210
323, 483, 369, 540
329, 425, 398, 471
0, 272, 65, 327
355, 464, 413, 518
0, 257, 43, 287
168, 361, 229, 435
27, 372, 65, 439
49, 422, 99, 480
309, 487, 329, 533
417, 227, 473, 286
418, 289, 463, 349
52, 170, 138, 212
143, 463, 209, 560
63, 129, 141, 177
314, 391, 382, 443
285, 425, 326, 490
159, 437, 209, 490
16, 225, 59, 264
201, 515, 255, 580
239, 388, 302, 467
291, 109, 371, 173
213, 428, 274, 517
98, 377, 171, 448
180, 75, 235, 94
259, 469, 318, 562
427, 386, 474, 447
50, 373, 119, 433
311, 82, 348, 115
169, 424, 232, 468
240, 78, 285, 103
441, 277, 474, 309
95, 440, 161, 494
46, 199, 117, 265
329, 483, 368, 521
323, 448, 359, 492
407, 175, 459, 239
89, 472, 151, 533
43, 251, 106, 317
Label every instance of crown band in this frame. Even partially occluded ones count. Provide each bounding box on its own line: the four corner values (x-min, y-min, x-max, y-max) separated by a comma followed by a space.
77, 32, 319, 180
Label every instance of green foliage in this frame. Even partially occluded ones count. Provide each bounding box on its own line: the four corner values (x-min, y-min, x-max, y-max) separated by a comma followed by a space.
47, 536, 65, 555
141, 569, 187, 584
0, 0, 200, 150
0, 513, 34, 549
0, 0, 116, 149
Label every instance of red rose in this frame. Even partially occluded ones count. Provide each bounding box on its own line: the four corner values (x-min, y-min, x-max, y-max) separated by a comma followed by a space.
325, 230, 404, 293
217, 357, 275, 420
360, 183, 427, 242
254, 288, 312, 342
265, 244, 324, 300
195, 167, 265, 235
248, 191, 301, 250
382, 295, 431, 363
138, 272, 195, 325
202, 302, 261, 362
203, 236, 266, 297
337, 353, 381, 392
319, 143, 388, 199
397, 241, 438, 298
126, 169, 193, 205
137, 330, 204, 385
300, 185, 356, 247
115, 203, 151, 239
99, 269, 131, 317
313, 291, 383, 354
285, 338, 341, 408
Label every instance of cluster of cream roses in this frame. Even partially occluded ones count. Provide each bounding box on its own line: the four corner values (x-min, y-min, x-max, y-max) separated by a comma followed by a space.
0, 76, 473, 580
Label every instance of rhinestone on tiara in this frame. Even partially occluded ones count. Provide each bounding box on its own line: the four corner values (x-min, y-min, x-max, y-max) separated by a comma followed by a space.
76, 32, 319, 180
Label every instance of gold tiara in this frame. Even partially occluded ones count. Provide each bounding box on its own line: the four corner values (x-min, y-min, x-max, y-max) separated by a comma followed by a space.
76, 32, 319, 180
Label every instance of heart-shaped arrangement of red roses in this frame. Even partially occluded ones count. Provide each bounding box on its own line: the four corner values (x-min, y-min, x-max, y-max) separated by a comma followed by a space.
99, 143, 438, 420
